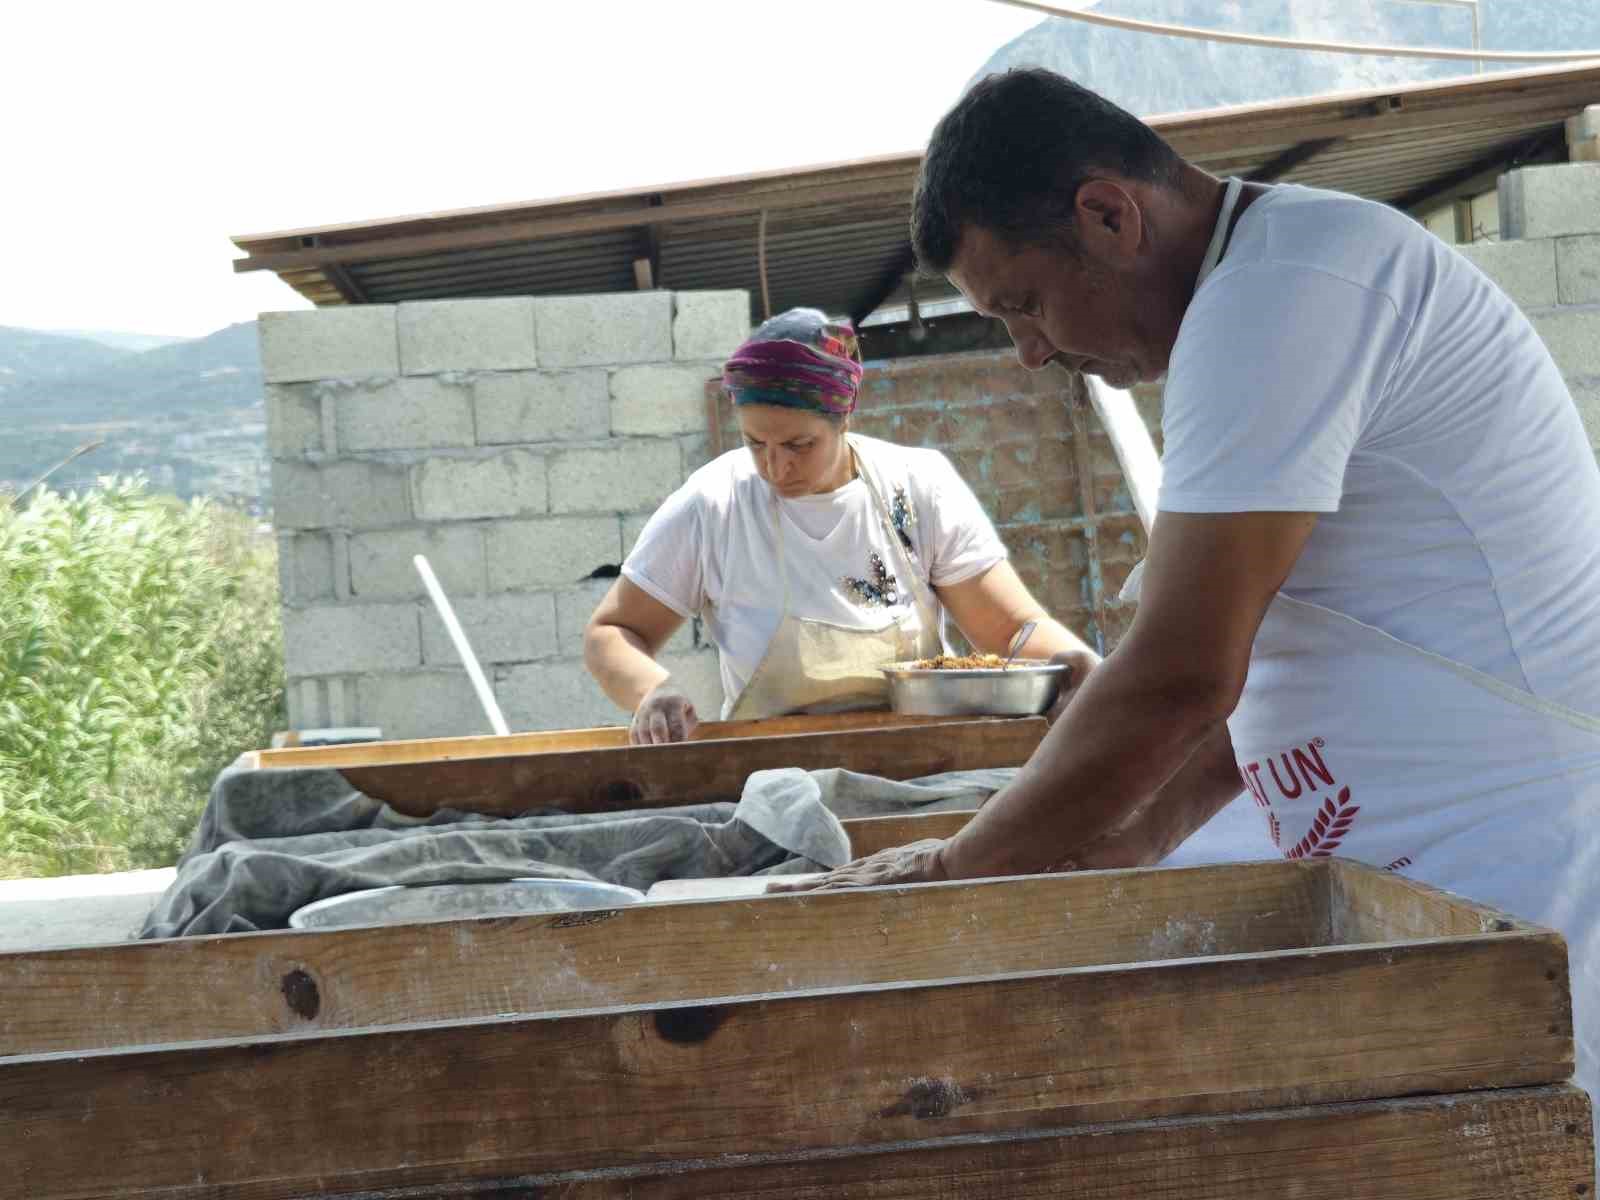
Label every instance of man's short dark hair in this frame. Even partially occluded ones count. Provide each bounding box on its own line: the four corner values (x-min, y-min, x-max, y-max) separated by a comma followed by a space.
912, 68, 1185, 272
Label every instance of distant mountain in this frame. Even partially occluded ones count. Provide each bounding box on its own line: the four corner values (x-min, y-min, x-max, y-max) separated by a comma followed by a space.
970, 0, 1600, 117
3, 323, 267, 507
0, 327, 132, 394
50, 329, 190, 353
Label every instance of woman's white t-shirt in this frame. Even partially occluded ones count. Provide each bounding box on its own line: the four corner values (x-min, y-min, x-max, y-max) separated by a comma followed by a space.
623, 435, 1007, 713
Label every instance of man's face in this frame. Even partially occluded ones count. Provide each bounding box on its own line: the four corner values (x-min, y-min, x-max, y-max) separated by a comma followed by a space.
947, 223, 1163, 389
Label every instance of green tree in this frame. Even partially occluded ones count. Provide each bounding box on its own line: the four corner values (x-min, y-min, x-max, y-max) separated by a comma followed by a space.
0, 477, 285, 876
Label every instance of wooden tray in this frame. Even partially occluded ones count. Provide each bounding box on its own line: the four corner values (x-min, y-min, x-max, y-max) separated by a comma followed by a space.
248, 710, 984, 769
245, 712, 1048, 818
2, 859, 1590, 1199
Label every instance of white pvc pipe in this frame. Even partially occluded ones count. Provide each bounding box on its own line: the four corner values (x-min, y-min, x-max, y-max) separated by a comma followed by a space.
413, 554, 511, 736
1084, 377, 1162, 535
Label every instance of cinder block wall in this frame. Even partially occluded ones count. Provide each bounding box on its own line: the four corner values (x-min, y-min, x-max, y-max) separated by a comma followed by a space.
262, 290, 749, 739
1478, 161, 1600, 445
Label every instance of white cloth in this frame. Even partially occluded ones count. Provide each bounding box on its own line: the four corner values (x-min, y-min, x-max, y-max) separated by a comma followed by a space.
1146, 181, 1600, 1131
624, 434, 1007, 716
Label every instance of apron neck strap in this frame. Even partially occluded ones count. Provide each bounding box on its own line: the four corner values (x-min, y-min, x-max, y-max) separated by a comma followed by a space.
849, 436, 940, 629
1197, 176, 1245, 287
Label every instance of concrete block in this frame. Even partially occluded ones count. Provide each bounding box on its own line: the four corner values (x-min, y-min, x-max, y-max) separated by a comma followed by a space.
398, 298, 538, 375
259, 306, 398, 384
486, 516, 621, 591
1569, 106, 1600, 162
264, 384, 324, 456
609, 363, 718, 436
679, 433, 717, 477
1570, 378, 1600, 454
357, 670, 490, 740
1557, 235, 1600, 306
286, 675, 359, 729
411, 450, 547, 521
496, 659, 626, 731
622, 512, 652, 558
474, 369, 611, 445
333, 376, 475, 452
533, 292, 673, 367
1456, 238, 1559, 310
1533, 306, 1600, 378
277, 532, 336, 604
1499, 164, 1600, 240
422, 591, 557, 666
271, 459, 412, 531
548, 440, 682, 514
554, 578, 614, 654
283, 603, 421, 676
555, 571, 700, 655
349, 525, 484, 600
672, 290, 750, 361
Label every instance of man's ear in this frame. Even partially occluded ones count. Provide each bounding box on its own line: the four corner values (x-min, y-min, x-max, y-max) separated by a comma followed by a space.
1074, 179, 1143, 263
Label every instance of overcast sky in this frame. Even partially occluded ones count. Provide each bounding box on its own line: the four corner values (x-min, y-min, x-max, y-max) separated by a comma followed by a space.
1, 0, 1052, 338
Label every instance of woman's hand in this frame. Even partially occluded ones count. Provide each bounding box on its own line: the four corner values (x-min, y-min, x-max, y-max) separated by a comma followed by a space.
1045, 648, 1100, 724
765, 838, 949, 894
630, 681, 700, 745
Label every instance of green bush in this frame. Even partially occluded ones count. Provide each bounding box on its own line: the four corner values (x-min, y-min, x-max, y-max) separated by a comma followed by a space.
0, 477, 285, 877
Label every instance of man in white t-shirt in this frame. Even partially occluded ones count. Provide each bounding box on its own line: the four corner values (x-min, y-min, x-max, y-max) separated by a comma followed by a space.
774, 68, 1600, 1120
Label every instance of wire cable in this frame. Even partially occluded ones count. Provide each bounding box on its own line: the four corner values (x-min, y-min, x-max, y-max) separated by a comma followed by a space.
984, 0, 1600, 64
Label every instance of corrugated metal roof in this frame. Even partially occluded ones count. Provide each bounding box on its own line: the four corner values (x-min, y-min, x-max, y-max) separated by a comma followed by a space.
232, 62, 1599, 324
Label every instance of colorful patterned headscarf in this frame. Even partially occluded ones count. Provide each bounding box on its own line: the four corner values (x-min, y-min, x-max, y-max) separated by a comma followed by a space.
722, 308, 864, 416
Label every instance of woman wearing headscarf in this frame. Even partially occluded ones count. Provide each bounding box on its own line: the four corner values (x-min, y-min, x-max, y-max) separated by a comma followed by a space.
584, 307, 1098, 743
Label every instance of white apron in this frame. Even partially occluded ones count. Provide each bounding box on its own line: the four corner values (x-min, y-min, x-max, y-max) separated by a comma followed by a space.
1138, 176, 1599, 1120
727, 438, 943, 720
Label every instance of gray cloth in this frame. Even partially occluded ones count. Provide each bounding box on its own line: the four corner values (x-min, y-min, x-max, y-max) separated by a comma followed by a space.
141, 759, 1016, 939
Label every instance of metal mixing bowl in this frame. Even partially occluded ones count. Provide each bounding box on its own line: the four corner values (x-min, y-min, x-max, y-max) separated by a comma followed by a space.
287, 878, 646, 931
880, 661, 1069, 717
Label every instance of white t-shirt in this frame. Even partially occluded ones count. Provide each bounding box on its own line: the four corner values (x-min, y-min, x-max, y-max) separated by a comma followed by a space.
1161, 183, 1600, 713
623, 434, 1007, 713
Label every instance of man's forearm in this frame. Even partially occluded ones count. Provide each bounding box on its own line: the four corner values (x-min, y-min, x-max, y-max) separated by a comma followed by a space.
1065, 724, 1245, 870
938, 640, 1236, 879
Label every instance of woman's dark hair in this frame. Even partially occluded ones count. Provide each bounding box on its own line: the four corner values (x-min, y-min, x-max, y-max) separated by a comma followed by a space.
912, 68, 1185, 271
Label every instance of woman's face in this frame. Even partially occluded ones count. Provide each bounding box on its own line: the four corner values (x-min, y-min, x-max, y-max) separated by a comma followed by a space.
736, 404, 850, 496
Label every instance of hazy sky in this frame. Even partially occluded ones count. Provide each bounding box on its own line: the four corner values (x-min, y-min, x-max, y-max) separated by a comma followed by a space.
1, 0, 1050, 338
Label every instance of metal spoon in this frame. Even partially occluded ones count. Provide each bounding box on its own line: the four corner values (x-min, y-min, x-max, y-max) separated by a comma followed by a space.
1002, 619, 1038, 670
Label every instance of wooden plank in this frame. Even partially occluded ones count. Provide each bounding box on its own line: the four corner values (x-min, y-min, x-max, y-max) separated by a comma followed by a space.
249, 710, 984, 770
0, 862, 1328, 1056
2, 930, 1572, 1199
333, 718, 1047, 818
1330, 857, 1534, 943
528, 1087, 1598, 1200
844, 810, 977, 857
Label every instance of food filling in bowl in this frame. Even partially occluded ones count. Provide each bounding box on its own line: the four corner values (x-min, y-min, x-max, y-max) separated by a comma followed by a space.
911, 653, 1013, 670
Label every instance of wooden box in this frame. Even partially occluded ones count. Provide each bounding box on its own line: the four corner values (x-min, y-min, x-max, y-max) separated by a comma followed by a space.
244, 710, 1049, 816
1, 858, 1591, 1198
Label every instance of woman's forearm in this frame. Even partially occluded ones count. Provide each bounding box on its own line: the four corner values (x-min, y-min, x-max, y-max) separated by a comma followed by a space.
583, 623, 671, 711
1015, 615, 1098, 660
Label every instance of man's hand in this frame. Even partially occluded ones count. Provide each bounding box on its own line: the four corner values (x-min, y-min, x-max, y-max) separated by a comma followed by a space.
1044, 648, 1099, 725
766, 838, 949, 894
629, 681, 699, 745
